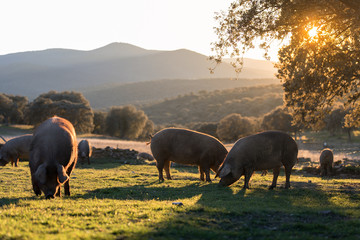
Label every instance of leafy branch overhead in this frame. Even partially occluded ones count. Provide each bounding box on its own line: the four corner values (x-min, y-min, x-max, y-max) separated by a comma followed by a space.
211, 0, 360, 127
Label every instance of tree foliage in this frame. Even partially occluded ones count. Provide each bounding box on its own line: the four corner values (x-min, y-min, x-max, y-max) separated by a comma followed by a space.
92, 110, 107, 134
216, 113, 256, 142
143, 84, 283, 125
261, 107, 293, 132
0, 93, 28, 124
212, 0, 360, 127
106, 105, 154, 140
26, 91, 94, 133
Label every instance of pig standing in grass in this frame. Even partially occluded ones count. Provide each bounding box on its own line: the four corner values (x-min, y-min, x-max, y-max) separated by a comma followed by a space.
0, 134, 32, 167
149, 128, 228, 182
319, 148, 333, 176
78, 139, 92, 165
216, 131, 298, 189
30, 117, 78, 199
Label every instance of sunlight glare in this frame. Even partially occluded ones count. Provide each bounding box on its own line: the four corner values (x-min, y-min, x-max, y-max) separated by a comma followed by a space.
308, 26, 318, 38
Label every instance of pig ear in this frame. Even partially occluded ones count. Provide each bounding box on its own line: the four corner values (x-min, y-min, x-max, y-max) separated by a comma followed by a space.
34, 164, 47, 185
57, 164, 69, 184
217, 164, 231, 178
215, 164, 224, 178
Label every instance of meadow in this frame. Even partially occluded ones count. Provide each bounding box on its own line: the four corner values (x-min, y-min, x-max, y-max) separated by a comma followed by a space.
0, 158, 359, 240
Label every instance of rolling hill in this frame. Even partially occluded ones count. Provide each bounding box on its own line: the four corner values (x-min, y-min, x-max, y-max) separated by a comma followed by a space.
0, 42, 277, 104
83, 78, 280, 109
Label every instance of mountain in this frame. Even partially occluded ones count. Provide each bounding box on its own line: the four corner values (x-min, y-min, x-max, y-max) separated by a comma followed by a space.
0, 42, 277, 102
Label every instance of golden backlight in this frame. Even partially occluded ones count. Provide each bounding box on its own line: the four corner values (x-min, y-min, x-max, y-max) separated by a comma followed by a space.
308, 26, 318, 38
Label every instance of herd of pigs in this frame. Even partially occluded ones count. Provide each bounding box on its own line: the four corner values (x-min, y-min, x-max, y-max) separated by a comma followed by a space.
0, 116, 334, 199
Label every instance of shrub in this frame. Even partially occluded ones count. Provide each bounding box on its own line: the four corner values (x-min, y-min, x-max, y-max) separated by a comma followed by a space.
216, 113, 256, 142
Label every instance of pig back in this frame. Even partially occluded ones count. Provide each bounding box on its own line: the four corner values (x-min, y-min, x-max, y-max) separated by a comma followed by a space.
78, 140, 91, 156
228, 131, 298, 170
150, 128, 227, 165
30, 117, 77, 169
320, 149, 333, 164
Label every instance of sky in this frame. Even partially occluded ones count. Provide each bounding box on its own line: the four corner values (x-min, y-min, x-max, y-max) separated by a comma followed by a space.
0, 0, 279, 60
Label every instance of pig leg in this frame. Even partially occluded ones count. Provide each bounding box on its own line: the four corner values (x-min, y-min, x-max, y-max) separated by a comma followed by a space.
87, 156, 90, 165
320, 166, 325, 176
204, 167, 212, 182
243, 169, 253, 189
284, 166, 292, 189
64, 161, 76, 196
10, 157, 15, 167
164, 160, 172, 180
269, 167, 280, 189
326, 165, 332, 176
156, 160, 165, 182
199, 166, 211, 182
55, 186, 61, 197
199, 166, 205, 181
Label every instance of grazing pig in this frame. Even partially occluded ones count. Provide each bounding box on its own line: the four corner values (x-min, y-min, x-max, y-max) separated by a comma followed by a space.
216, 131, 298, 189
0, 134, 32, 167
319, 148, 333, 176
78, 139, 92, 165
149, 128, 228, 182
30, 117, 78, 199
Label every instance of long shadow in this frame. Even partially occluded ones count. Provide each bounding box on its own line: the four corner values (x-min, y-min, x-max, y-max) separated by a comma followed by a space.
0, 196, 37, 207
75, 169, 360, 239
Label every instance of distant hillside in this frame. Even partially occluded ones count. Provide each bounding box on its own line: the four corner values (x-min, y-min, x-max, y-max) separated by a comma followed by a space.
141, 84, 284, 125
0, 42, 277, 100
84, 78, 280, 109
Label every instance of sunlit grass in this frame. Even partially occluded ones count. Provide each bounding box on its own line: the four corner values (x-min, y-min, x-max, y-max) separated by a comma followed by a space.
0, 160, 359, 239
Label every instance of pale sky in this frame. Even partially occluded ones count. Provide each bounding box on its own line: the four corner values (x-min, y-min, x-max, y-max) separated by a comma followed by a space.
0, 0, 279, 60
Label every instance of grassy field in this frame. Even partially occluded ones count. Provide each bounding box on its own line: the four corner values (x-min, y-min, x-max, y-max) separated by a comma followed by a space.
0, 159, 359, 240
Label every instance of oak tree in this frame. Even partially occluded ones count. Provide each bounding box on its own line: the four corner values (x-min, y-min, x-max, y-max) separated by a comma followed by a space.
212, 0, 360, 127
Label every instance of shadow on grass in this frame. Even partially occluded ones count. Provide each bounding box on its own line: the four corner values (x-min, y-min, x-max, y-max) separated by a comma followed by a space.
0, 196, 38, 207
77, 172, 359, 239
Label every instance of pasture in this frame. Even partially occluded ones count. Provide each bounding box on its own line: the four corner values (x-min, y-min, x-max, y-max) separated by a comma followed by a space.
0, 158, 359, 240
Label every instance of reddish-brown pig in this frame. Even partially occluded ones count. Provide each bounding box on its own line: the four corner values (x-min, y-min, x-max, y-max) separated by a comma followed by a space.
216, 131, 298, 189
150, 128, 228, 182
29, 116, 78, 199
319, 148, 333, 176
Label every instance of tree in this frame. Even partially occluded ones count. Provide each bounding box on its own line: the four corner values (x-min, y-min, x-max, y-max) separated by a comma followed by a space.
211, 0, 360, 128
261, 107, 301, 137
92, 110, 107, 134
216, 113, 256, 142
0, 93, 28, 124
26, 91, 94, 133
105, 105, 153, 140
324, 104, 354, 140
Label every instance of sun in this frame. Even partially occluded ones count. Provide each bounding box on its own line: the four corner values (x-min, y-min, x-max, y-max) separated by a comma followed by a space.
308, 26, 318, 38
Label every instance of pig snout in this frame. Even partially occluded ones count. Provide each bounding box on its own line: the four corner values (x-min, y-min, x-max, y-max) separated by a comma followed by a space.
46, 194, 55, 199
0, 159, 8, 166
218, 175, 238, 187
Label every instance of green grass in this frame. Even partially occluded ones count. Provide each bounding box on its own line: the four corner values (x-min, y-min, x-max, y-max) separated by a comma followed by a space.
0, 160, 359, 240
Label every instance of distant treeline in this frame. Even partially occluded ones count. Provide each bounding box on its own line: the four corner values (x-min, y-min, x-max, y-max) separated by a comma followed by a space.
1, 84, 354, 142
83, 78, 280, 108
141, 84, 284, 124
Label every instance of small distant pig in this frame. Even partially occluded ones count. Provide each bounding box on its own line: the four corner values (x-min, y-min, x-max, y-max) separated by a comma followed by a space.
149, 128, 228, 182
216, 131, 298, 189
319, 148, 333, 176
0, 134, 32, 167
30, 116, 78, 199
78, 139, 92, 165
